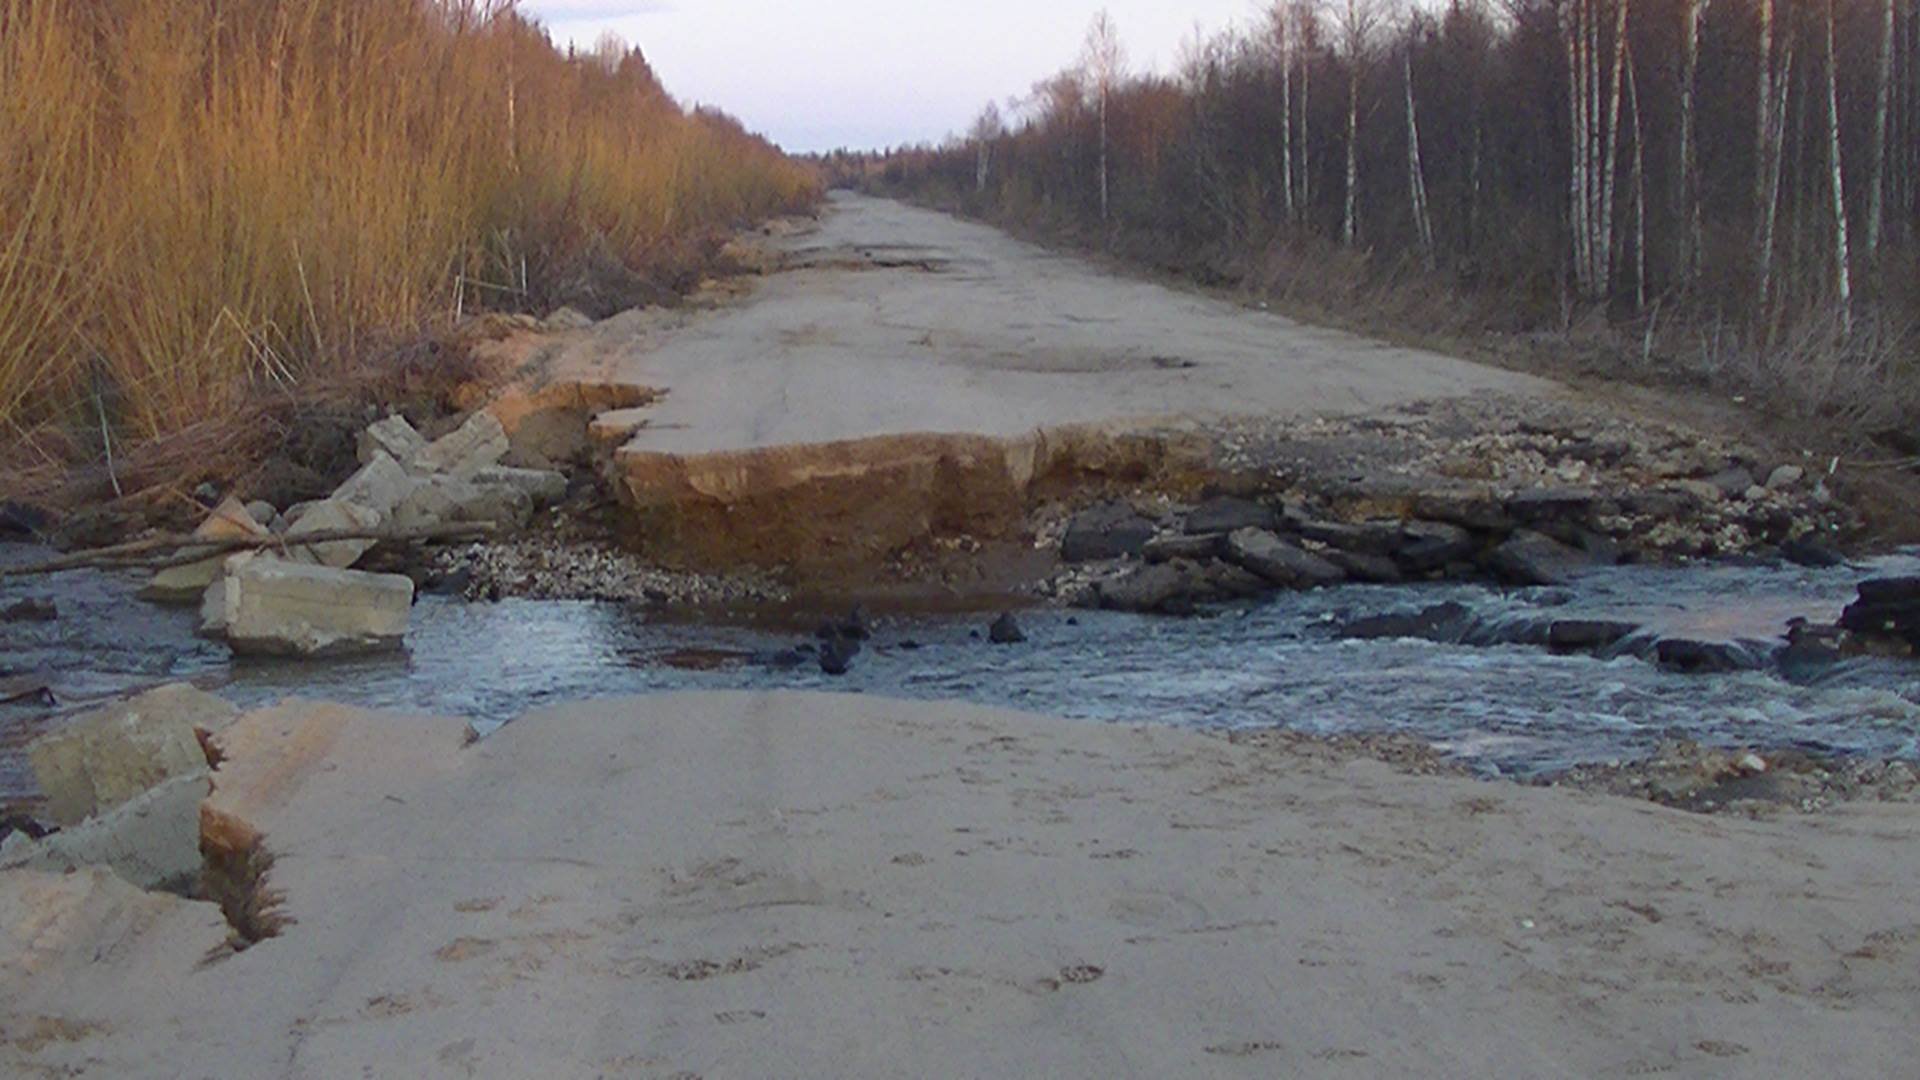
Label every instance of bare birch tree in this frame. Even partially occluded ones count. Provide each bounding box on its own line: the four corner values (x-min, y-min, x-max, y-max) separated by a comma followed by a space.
1823, 0, 1853, 330
1403, 31, 1436, 268
1081, 10, 1126, 234
970, 103, 1004, 193
1336, 0, 1382, 247
1676, 0, 1706, 283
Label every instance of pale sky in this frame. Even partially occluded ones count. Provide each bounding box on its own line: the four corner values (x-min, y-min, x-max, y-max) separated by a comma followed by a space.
522, 1, 1264, 153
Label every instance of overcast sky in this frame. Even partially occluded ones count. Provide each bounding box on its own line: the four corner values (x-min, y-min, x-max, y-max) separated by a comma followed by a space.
522, 1, 1263, 153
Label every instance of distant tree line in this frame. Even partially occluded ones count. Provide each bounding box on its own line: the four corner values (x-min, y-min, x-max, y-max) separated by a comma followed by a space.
840, 1, 1920, 425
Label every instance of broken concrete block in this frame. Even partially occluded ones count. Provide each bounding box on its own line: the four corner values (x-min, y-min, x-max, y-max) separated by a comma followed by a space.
392, 474, 532, 531
473, 466, 568, 506
0, 772, 210, 891
332, 450, 417, 518
357, 413, 428, 467
411, 411, 509, 479
223, 559, 413, 658
140, 497, 270, 604
26, 684, 234, 827
285, 498, 383, 569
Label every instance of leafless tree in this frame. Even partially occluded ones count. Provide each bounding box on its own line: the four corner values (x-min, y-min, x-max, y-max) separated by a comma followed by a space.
1080, 10, 1127, 233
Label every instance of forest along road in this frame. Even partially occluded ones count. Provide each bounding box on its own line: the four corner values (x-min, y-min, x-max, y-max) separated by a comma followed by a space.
523, 191, 1559, 566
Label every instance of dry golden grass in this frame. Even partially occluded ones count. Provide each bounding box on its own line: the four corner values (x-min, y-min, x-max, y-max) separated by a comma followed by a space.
0, 0, 817, 446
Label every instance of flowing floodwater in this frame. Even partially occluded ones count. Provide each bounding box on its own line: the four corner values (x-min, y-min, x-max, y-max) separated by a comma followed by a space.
5, 542, 1920, 801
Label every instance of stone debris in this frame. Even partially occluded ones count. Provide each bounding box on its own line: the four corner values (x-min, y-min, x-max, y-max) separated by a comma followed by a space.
332, 451, 415, 518
426, 540, 786, 607
0, 773, 210, 891
1060, 502, 1157, 563
283, 498, 384, 569
410, 410, 509, 479
1225, 528, 1346, 589
357, 413, 429, 467
140, 497, 271, 603
471, 465, 568, 506
25, 684, 235, 827
222, 559, 414, 658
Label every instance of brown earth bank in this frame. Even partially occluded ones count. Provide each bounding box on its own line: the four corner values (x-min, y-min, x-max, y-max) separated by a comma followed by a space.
4, 692, 1919, 1078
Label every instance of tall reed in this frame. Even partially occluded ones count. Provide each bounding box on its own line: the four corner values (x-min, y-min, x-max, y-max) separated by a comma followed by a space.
0, 0, 818, 442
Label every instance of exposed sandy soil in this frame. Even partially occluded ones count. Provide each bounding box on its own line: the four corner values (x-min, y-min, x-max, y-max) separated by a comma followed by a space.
5, 693, 1918, 1077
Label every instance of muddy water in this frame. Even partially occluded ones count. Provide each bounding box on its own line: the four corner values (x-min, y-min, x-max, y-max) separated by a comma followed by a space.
5, 543, 1920, 801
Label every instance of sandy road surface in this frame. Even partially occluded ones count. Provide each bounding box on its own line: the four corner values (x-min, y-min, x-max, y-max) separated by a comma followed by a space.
565, 193, 1553, 458
5, 693, 1916, 1077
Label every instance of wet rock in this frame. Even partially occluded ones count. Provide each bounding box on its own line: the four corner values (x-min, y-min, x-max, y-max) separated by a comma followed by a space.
357, 414, 429, 467
818, 635, 861, 675
1781, 537, 1846, 569
1655, 637, 1769, 673
1323, 549, 1403, 584
1486, 530, 1593, 587
472, 466, 569, 507
1547, 619, 1639, 654
1296, 518, 1402, 556
1095, 562, 1200, 615
411, 410, 509, 479
223, 560, 414, 658
1339, 601, 1473, 643
141, 497, 272, 604
1143, 533, 1223, 563
26, 684, 233, 828
1183, 496, 1277, 535
332, 451, 416, 518
1394, 521, 1476, 574
1196, 559, 1274, 599
285, 497, 384, 569
2, 598, 56, 623
1767, 464, 1806, 490
1839, 577, 1920, 646
816, 607, 872, 642
1060, 502, 1157, 563
988, 613, 1027, 644
1225, 528, 1345, 589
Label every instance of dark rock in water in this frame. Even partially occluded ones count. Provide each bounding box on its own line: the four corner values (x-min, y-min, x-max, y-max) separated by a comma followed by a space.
2, 598, 57, 623
1781, 538, 1846, 569
1840, 577, 1920, 646
756, 649, 809, 670
1323, 549, 1403, 584
1779, 621, 1848, 679
795, 642, 819, 656
0, 500, 50, 538
1394, 521, 1476, 573
1339, 602, 1474, 643
1183, 496, 1277, 536
896, 640, 922, 651
1487, 530, 1593, 587
819, 635, 861, 676
1061, 502, 1157, 563
1655, 638, 1768, 673
1225, 529, 1345, 588
1143, 533, 1223, 564
816, 607, 872, 642
1096, 562, 1200, 615
1196, 559, 1272, 599
988, 613, 1027, 644
1547, 619, 1639, 653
